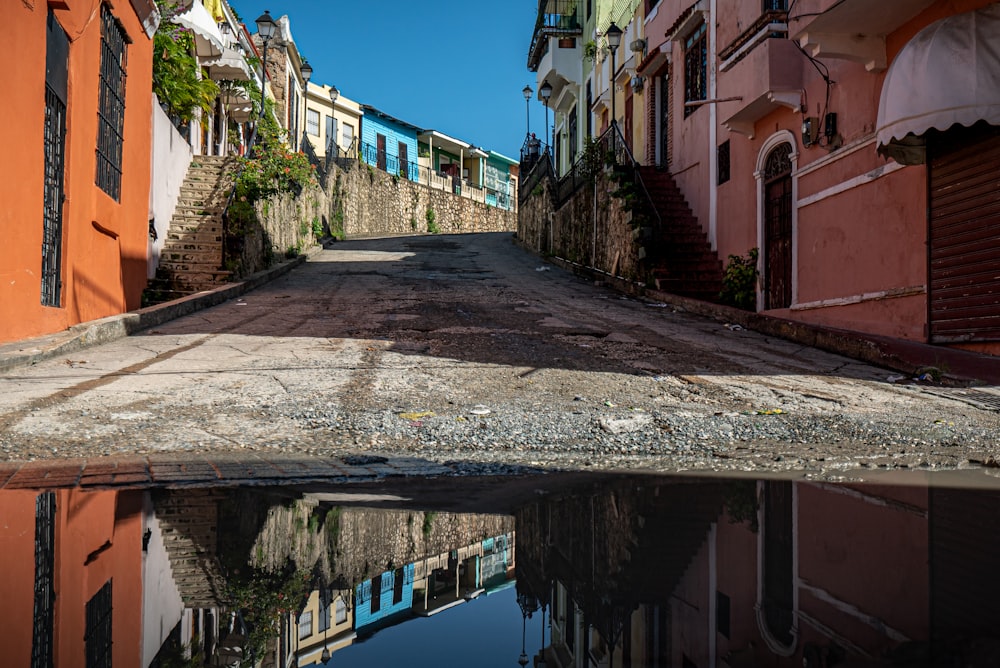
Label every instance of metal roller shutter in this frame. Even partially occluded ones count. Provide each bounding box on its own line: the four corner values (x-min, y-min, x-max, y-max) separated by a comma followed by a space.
928, 124, 1000, 342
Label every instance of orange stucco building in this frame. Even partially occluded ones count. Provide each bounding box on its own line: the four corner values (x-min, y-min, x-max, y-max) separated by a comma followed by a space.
0, 489, 144, 666
2, 0, 157, 344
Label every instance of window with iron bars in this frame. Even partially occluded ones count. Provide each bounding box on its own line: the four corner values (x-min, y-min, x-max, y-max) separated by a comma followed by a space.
96, 5, 128, 201
85, 580, 113, 668
684, 22, 707, 117
764, 0, 788, 10
718, 140, 731, 185
32, 492, 56, 668
42, 9, 68, 309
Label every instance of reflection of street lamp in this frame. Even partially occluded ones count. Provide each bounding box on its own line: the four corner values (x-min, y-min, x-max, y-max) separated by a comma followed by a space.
517, 591, 539, 667
522, 84, 533, 140
537, 602, 548, 668
605, 22, 623, 128
539, 80, 552, 155
320, 588, 332, 663
254, 10, 277, 122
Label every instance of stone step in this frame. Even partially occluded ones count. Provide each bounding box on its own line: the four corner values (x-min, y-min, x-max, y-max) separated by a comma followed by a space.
161, 252, 223, 266
162, 242, 223, 255
169, 220, 223, 232
174, 203, 224, 215
163, 233, 222, 245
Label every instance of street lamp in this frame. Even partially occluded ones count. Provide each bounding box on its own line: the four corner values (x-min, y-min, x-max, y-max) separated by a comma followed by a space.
605, 22, 623, 129
328, 85, 340, 158
254, 10, 277, 122
539, 80, 552, 158
522, 84, 533, 140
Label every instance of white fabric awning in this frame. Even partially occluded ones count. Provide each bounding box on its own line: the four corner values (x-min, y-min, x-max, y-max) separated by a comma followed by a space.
876, 3, 1000, 164
172, 1, 225, 59
204, 47, 251, 81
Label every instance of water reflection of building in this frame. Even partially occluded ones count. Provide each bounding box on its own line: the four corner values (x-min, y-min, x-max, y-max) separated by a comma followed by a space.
0, 489, 144, 666
291, 527, 515, 666
516, 479, 1000, 668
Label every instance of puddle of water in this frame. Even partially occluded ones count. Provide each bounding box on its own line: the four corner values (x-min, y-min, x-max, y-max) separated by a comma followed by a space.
4, 471, 1000, 667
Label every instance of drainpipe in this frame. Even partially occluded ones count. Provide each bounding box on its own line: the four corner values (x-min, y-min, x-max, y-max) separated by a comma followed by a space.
708, 0, 718, 250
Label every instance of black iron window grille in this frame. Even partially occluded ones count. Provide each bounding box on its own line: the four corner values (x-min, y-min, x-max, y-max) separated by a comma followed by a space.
717, 140, 731, 185
318, 589, 331, 633
96, 4, 128, 201
31, 492, 56, 668
42, 85, 66, 307
42, 10, 68, 308
684, 22, 707, 117
764, 0, 788, 10
85, 580, 113, 668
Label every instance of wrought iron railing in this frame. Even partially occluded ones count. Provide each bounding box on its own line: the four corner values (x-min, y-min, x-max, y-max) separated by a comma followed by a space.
357, 141, 518, 211
528, 0, 584, 69
519, 148, 554, 204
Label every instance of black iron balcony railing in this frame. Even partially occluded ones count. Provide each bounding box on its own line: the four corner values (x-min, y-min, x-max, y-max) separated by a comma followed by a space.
527, 0, 583, 70
357, 141, 518, 212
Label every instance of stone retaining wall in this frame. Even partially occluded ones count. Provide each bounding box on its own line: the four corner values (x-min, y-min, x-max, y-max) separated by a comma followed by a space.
517, 166, 646, 283
328, 160, 516, 238
230, 159, 516, 278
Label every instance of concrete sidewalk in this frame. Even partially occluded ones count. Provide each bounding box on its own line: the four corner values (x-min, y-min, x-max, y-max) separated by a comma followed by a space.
0, 248, 315, 374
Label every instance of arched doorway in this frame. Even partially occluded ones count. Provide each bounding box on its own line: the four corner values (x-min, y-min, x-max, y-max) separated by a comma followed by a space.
763, 143, 794, 309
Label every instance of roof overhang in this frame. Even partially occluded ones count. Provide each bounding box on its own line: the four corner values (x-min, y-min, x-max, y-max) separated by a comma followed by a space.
419, 130, 471, 156
172, 0, 224, 58
203, 46, 251, 81
876, 4, 1000, 164
636, 43, 670, 76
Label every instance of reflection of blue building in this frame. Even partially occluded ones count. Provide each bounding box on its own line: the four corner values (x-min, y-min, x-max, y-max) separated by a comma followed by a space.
360, 105, 420, 182
481, 534, 514, 589
354, 564, 415, 631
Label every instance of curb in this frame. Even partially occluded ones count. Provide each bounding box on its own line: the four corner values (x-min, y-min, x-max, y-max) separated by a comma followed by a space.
0, 244, 325, 374
538, 252, 1000, 387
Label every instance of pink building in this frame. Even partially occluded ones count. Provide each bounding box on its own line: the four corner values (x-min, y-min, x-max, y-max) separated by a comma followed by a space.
526, 0, 1000, 355
655, 0, 1000, 352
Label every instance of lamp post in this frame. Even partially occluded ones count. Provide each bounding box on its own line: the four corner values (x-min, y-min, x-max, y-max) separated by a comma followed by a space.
517, 591, 539, 668
328, 85, 340, 159
539, 80, 552, 159
254, 10, 277, 123
605, 22, 623, 129
522, 84, 533, 140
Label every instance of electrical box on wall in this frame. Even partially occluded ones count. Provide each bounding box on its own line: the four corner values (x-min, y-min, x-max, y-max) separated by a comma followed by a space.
802, 117, 819, 147
824, 112, 838, 138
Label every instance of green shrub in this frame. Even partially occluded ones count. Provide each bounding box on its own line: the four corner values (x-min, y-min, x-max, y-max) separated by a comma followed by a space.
426, 208, 439, 234
719, 248, 759, 310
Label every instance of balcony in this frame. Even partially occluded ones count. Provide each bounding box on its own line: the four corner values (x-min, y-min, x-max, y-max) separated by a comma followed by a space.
790, 0, 936, 71
721, 38, 805, 138
527, 0, 583, 71
535, 37, 583, 103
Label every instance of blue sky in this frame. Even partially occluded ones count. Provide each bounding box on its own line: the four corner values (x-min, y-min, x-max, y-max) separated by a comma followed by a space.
231, 1, 542, 160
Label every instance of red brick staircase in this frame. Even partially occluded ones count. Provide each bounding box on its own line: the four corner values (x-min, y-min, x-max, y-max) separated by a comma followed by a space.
638, 166, 723, 302
145, 156, 237, 303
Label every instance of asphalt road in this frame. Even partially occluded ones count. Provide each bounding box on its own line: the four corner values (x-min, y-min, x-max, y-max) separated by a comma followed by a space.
2, 232, 999, 476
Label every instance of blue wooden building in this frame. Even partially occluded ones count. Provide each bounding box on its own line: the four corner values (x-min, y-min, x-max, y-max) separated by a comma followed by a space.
354, 563, 416, 631
360, 105, 421, 182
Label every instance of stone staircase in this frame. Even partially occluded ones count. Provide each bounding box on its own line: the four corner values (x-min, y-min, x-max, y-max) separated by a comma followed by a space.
156, 489, 228, 609
638, 166, 724, 302
146, 156, 237, 302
